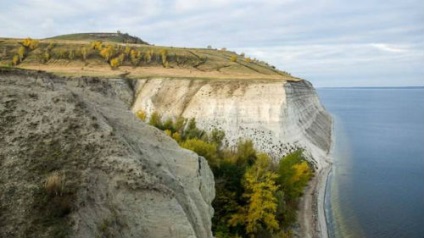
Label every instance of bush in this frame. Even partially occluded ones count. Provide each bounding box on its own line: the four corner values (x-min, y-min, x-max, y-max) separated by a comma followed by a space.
45, 172, 64, 196
22, 38, 39, 50
181, 138, 218, 166
230, 55, 237, 62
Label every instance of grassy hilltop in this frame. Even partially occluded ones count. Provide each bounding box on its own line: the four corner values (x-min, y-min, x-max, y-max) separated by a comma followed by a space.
0, 32, 297, 80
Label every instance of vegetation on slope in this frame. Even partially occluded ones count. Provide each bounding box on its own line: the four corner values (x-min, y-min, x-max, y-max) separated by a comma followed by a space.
137, 111, 314, 238
0, 35, 295, 80
47, 31, 149, 45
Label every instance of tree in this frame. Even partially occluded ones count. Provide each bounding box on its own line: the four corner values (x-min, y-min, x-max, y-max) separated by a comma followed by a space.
236, 139, 257, 166
130, 49, 141, 66
22, 38, 39, 50
110, 58, 120, 69
100, 45, 115, 61
229, 153, 279, 235
277, 150, 313, 201
17, 46, 26, 61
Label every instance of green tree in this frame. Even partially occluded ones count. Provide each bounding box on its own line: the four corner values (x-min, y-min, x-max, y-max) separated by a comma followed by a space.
236, 139, 257, 166
277, 150, 313, 201
229, 153, 279, 235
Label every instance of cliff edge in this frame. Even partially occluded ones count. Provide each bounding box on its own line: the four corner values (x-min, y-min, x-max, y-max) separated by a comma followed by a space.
131, 78, 332, 167
0, 69, 215, 238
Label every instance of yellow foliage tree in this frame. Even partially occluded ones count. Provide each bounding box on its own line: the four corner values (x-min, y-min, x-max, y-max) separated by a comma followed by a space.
229, 153, 279, 235
22, 38, 39, 50
144, 50, 153, 63
290, 161, 312, 185
90, 41, 103, 50
110, 57, 120, 69
17, 46, 26, 61
130, 49, 141, 66
100, 45, 115, 62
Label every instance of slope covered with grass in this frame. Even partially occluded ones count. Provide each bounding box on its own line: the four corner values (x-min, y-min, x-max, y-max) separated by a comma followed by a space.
0, 34, 296, 80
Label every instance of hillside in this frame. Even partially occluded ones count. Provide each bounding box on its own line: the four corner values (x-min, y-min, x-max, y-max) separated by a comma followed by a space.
47, 32, 149, 45
0, 68, 215, 238
0, 34, 296, 80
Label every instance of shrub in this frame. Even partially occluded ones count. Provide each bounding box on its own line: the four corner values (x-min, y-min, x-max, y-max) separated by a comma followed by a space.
130, 49, 141, 66
181, 138, 218, 166
160, 49, 168, 66
18, 46, 26, 61
90, 41, 103, 50
12, 55, 20, 66
100, 45, 115, 62
110, 57, 121, 69
68, 49, 75, 60
149, 111, 163, 128
81, 47, 88, 61
45, 172, 64, 196
136, 110, 147, 121
22, 38, 39, 50
230, 55, 237, 62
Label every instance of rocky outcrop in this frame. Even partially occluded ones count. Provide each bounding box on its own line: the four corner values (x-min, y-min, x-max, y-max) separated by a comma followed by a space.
131, 78, 332, 168
0, 69, 214, 238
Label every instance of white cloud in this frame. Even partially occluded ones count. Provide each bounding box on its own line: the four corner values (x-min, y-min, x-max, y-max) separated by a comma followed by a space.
0, 0, 423, 87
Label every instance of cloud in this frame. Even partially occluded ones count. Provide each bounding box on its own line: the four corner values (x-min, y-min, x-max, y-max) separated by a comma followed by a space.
0, 0, 423, 87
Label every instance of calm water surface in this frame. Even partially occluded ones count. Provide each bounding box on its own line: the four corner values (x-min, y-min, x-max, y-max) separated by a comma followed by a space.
318, 88, 424, 238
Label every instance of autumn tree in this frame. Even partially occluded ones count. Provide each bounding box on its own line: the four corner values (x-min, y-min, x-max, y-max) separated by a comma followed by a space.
130, 49, 141, 66
100, 45, 115, 62
90, 41, 103, 50
277, 149, 313, 201
229, 153, 279, 235
17, 46, 26, 61
22, 38, 39, 50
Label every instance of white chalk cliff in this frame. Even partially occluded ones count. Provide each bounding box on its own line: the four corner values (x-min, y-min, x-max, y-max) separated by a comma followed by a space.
132, 78, 332, 168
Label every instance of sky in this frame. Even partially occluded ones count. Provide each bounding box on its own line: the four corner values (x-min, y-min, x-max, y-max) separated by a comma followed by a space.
1, 0, 423, 87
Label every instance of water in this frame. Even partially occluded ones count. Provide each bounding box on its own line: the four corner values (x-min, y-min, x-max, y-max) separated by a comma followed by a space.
318, 87, 424, 238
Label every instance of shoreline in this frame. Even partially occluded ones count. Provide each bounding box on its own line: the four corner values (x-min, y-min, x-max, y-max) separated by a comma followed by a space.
297, 161, 332, 238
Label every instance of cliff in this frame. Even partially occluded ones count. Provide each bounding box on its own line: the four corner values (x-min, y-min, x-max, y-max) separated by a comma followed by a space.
0, 69, 215, 238
131, 78, 332, 168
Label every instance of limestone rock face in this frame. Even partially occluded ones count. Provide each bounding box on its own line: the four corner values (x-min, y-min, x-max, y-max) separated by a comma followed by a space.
0, 70, 215, 238
132, 78, 332, 168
